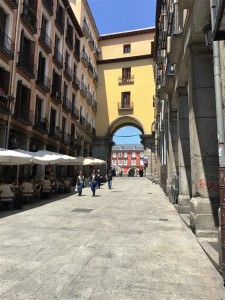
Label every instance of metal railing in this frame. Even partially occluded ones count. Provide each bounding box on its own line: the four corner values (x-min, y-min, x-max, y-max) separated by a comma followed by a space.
118, 102, 134, 109
71, 105, 79, 119
39, 28, 52, 53
51, 85, 62, 103
118, 75, 134, 84
72, 74, 80, 90
64, 63, 73, 81
21, 2, 37, 33
80, 82, 87, 98
0, 29, 15, 59
53, 48, 63, 68
17, 52, 35, 78
62, 96, 72, 113
36, 72, 50, 92
81, 50, 88, 67
33, 116, 48, 132
14, 109, 33, 125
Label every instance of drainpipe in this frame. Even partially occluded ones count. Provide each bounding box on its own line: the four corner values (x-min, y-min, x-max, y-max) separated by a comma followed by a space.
210, 0, 225, 286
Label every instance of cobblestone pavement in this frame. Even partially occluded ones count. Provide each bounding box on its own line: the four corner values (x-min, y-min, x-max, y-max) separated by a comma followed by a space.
0, 177, 225, 300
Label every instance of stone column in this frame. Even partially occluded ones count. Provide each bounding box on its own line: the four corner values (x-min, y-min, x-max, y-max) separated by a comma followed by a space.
92, 136, 112, 170
166, 108, 178, 202
141, 134, 155, 179
177, 87, 191, 214
188, 44, 219, 237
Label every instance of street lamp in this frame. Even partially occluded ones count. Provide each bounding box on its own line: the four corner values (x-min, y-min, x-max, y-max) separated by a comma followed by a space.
203, 23, 213, 49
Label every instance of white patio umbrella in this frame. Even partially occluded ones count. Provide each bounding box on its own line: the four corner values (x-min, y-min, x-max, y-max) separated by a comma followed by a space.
16, 150, 77, 165
73, 156, 106, 165
0, 148, 33, 183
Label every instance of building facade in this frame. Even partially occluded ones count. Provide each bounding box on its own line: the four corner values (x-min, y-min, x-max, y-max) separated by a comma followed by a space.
111, 144, 144, 175
153, 0, 225, 279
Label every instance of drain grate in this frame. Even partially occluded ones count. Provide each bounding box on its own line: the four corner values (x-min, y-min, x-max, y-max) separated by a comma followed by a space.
159, 218, 168, 221
72, 208, 93, 213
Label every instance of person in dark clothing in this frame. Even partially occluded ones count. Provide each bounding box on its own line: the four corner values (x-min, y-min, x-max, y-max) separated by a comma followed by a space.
106, 169, 113, 189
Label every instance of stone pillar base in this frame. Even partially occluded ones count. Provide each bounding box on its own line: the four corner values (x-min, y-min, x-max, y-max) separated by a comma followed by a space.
190, 197, 219, 238
178, 195, 190, 214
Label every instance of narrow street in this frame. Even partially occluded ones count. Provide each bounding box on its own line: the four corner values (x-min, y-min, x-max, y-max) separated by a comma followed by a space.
0, 177, 224, 299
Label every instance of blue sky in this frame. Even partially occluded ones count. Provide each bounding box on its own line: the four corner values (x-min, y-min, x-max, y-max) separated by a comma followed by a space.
88, 0, 156, 144
113, 127, 142, 144
88, 0, 156, 35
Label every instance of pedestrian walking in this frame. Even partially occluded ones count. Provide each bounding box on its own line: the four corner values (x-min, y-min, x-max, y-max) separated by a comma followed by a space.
97, 169, 102, 189
90, 169, 97, 196
76, 170, 84, 196
106, 169, 113, 189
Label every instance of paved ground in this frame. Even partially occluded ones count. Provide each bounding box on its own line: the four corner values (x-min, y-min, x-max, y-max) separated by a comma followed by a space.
0, 177, 225, 300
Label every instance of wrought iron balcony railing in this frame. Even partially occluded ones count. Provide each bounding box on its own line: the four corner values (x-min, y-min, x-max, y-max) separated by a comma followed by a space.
62, 96, 72, 113
36, 72, 50, 92
72, 74, 80, 91
13, 109, 33, 125
86, 121, 91, 132
92, 127, 96, 136
0, 29, 15, 60
64, 63, 72, 81
118, 75, 134, 84
92, 98, 97, 111
61, 132, 71, 145
21, 3, 37, 34
88, 62, 93, 76
53, 48, 63, 69
82, 22, 89, 38
80, 115, 86, 127
51, 85, 62, 103
94, 46, 99, 60
118, 102, 134, 110
80, 82, 87, 98
17, 52, 35, 79
33, 116, 48, 133
93, 71, 98, 85
39, 28, 52, 54
0, 97, 11, 115
49, 125, 61, 140
86, 90, 92, 105
41, 0, 53, 16
88, 36, 94, 50
65, 33, 73, 51
71, 105, 79, 120
81, 50, 88, 68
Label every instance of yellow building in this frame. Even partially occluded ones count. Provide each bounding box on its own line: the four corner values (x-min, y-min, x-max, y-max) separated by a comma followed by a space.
93, 28, 155, 174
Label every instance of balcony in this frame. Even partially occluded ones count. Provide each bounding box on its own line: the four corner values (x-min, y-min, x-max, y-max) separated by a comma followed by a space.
88, 62, 93, 77
49, 125, 61, 140
70, 137, 81, 149
39, 28, 52, 54
21, 3, 37, 34
212, 0, 225, 40
118, 75, 134, 85
36, 73, 50, 93
88, 36, 94, 50
93, 71, 98, 86
81, 50, 88, 68
72, 74, 80, 91
118, 102, 134, 110
0, 98, 11, 115
82, 22, 89, 38
86, 90, 92, 106
5, 0, 18, 9
62, 96, 72, 113
0, 30, 15, 60
41, 0, 53, 16
13, 109, 33, 125
74, 49, 80, 62
80, 82, 87, 98
92, 98, 97, 111
51, 86, 62, 104
61, 132, 71, 145
64, 63, 73, 81
71, 105, 79, 120
80, 115, 86, 128
94, 47, 99, 60
33, 116, 48, 133
55, 12, 64, 35
17, 52, 35, 79
86, 121, 91, 132
53, 48, 63, 69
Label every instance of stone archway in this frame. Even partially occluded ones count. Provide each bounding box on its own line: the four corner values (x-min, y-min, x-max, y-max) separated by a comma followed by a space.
92, 116, 156, 178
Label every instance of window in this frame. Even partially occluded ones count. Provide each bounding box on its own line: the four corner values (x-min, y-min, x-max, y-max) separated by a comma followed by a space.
121, 92, 130, 108
118, 152, 123, 158
118, 160, 123, 165
122, 68, 131, 81
124, 152, 128, 158
140, 152, 144, 158
112, 160, 116, 165
112, 152, 116, 158
124, 160, 128, 165
131, 160, 136, 166
123, 44, 131, 53
132, 152, 136, 158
